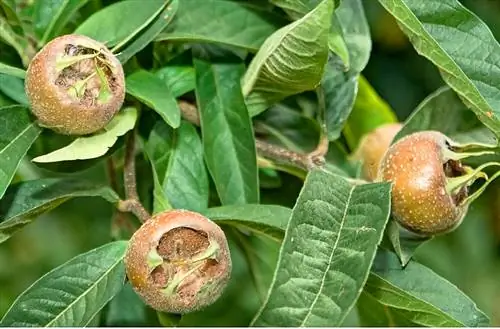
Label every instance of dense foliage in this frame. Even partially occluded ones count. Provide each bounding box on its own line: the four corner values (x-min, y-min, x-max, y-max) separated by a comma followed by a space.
1, 0, 500, 327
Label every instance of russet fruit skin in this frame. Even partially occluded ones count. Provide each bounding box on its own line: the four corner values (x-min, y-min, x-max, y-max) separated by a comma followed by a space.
25, 34, 125, 135
378, 131, 468, 236
125, 209, 232, 314
352, 123, 402, 181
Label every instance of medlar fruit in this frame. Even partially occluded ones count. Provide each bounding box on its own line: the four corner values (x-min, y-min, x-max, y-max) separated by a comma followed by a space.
124, 210, 232, 314
351, 123, 402, 181
25, 34, 125, 135
378, 131, 470, 236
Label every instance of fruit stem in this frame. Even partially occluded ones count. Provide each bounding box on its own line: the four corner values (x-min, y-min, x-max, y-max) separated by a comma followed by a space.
119, 131, 151, 222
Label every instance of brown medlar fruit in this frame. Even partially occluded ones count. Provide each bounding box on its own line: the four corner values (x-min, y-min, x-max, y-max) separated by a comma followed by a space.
378, 131, 469, 236
124, 210, 232, 314
25, 34, 125, 135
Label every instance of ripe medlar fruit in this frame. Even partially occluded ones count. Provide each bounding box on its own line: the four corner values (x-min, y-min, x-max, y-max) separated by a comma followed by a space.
25, 34, 125, 135
124, 210, 232, 314
378, 131, 470, 236
351, 123, 402, 181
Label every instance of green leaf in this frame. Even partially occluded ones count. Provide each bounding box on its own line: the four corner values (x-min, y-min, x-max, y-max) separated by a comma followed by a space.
251, 169, 392, 326
0, 74, 28, 105
360, 249, 490, 327
204, 204, 291, 241
194, 53, 259, 205
156, 0, 287, 52
126, 70, 181, 128
395, 86, 497, 147
0, 62, 26, 79
385, 220, 431, 267
378, 0, 500, 137
146, 120, 209, 213
155, 65, 195, 98
74, 0, 166, 47
31, 107, 137, 163
242, 0, 332, 117
0, 105, 41, 199
0, 17, 32, 67
0, 178, 120, 244
105, 283, 155, 326
322, 0, 371, 140
343, 75, 398, 150
0, 241, 128, 327
116, 0, 178, 64
34, 0, 90, 45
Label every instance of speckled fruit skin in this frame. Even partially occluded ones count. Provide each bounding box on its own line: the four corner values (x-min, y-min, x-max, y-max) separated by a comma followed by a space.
124, 210, 232, 314
352, 123, 402, 181
378, 131, 468, 236
25, 34, 125, 135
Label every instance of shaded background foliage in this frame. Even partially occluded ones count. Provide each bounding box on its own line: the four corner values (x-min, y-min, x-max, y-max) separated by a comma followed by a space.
1, 0, 500, 326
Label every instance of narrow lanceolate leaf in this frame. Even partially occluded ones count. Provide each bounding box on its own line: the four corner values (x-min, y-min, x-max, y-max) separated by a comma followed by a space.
32, 107, 137, 163
116, 0, 178, 64
0, 241, 128, 327
194, 55, 259, 205
251, 169, 391, 326
126, 71, 180, 128
146, 120, 209, 213
0, 106, 41, 199
378, 0, 500, 137
0, 62, 26, 79
0, 17, 32, 67
34, 0, 90, 44
74, 0, 166, 47
204, 204, 291, 241
156, 0, 287, 52
242, 0, 332, 117
321, 0, 371, 140
0, 74, 28, 105
395, 86, 498, 147
359, 250, 489, 327
0, 178, 120, 244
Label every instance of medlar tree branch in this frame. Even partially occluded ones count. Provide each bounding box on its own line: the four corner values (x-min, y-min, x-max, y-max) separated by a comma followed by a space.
177, 100, 328, 171
117, 132, 151, 223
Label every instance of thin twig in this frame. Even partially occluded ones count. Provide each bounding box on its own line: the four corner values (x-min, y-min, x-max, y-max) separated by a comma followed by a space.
106, 157, 119, 193
177, 100, 327, 171
119, 132, 151, 222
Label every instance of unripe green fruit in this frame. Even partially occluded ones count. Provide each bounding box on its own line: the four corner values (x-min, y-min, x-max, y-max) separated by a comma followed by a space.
25, 34, 125, 135
378, 131, 469, 236
124, 210, 232, 314
352, 123, 402, 181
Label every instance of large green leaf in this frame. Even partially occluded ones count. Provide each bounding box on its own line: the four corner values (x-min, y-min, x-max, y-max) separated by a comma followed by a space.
378, 0, 500, 137
34, 0, 90, 44
0, 105, 41, 199
0, 241, 128, 327
194, 53, 259, 205
359, 250, 489, 327
31, 107, 137, 163
322, 0, 371, 140
0, 178, 120, 244
74, 0, 166, 47
251, 169, 391, 326
105, 283, 155, 326
126, 70, 181, 128
395, 86, 497, 147
242, 0, 332, 117
156, 0, 287, 52
204, 204, 291, 241
155, 65, 195, 98
146, 120, 209, 213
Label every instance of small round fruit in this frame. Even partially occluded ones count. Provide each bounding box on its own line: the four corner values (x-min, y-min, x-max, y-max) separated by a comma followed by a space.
25, 34, 125, 135
378, 131, 469, 236
352, 123, 402, 181
124, 210, 232, 314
